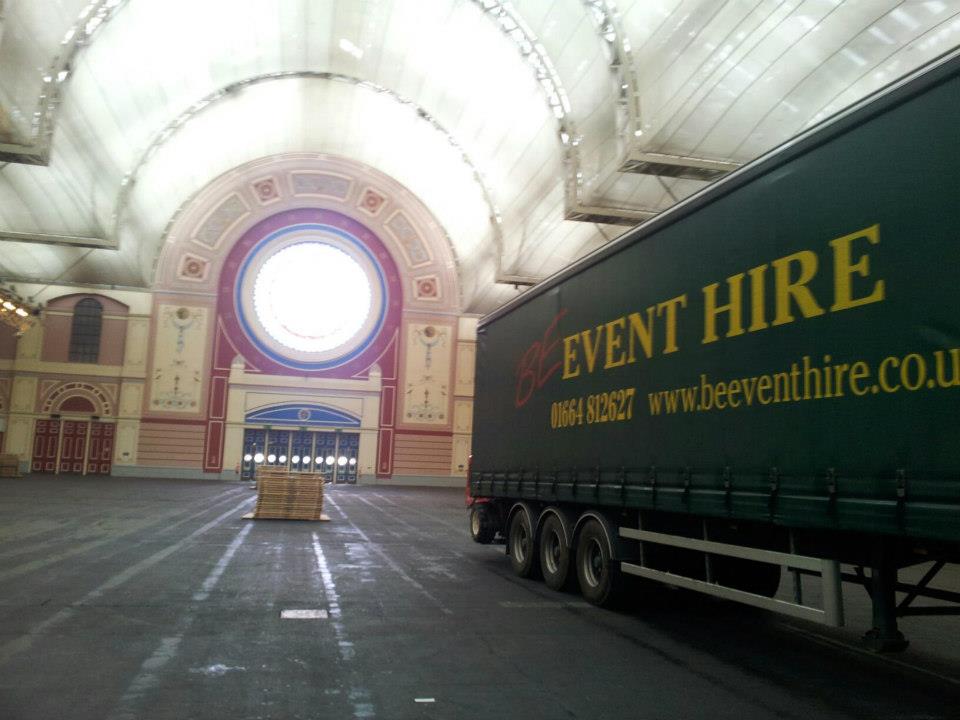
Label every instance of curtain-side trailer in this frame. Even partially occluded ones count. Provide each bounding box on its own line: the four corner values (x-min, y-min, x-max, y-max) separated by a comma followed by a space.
467, 48, 960, 650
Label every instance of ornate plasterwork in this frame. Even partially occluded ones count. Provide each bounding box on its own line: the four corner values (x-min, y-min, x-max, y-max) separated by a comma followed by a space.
147, 305, 208, 412
401, 322, 452, 426
155, 154, 461, 314
40, 381, 115, 416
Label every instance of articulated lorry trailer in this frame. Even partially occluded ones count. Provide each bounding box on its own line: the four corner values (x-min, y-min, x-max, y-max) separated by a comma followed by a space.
467, 48, 960, 650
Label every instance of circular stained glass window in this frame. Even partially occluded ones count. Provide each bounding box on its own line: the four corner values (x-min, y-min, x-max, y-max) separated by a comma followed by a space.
252, 243, 372, 353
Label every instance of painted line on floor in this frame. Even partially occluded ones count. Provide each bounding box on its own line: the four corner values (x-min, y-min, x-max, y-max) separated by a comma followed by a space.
0, 486, 249, 581
324, 493, 454, 616
357, 493, 470, 561
346, 495, 463, 577
107, 522, 254, 720
369, 491, 471, 537
193, 522, 253, 601
0, 495, 254, 665
0, 517, 83, 547
312, 533, 376, 719
280, 609, 329, 619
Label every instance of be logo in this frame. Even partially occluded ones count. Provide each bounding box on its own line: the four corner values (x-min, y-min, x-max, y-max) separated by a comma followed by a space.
514, 309, 567, 409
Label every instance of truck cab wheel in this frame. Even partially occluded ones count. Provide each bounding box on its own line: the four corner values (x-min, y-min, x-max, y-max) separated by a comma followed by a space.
469, 504, 496, 544
576, 518, 622, 606
508, 508, 539, 578
539, 514, 572, 591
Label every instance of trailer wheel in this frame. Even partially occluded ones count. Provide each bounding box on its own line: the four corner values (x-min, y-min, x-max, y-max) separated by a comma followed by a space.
539, 514, 572, 591
469, 504, 496, 544
508, 508, 539, 578
575, 518, 621, 606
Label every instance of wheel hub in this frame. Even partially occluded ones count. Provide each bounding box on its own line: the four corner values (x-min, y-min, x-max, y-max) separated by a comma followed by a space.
545, 530, 562, 574
583, 538, 603, 587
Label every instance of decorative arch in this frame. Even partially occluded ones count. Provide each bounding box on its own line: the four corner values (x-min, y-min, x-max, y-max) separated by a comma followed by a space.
44, 293, 129, 315
153, 153, 461, 314
244, 403, 361, 428
41, 382, 113, 417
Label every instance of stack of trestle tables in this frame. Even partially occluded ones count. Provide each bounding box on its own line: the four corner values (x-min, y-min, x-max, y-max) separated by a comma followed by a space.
248, 468, 329, 521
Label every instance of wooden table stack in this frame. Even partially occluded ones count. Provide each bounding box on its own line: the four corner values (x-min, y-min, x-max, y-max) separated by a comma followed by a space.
251, 468, 329, 521
0, 454, 21, 478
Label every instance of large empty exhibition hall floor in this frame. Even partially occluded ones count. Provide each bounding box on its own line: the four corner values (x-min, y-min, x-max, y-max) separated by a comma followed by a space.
1, 477, 958, 720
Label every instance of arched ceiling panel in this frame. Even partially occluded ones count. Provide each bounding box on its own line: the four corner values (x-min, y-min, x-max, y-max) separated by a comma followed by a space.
117, 78, 496, 296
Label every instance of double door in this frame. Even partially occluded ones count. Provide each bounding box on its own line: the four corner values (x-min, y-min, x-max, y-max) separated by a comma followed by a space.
31, 419, 114, 474
241, 428, 359, 483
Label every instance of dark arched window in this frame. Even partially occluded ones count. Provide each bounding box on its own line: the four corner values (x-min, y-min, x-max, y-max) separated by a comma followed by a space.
68, 298, 103, 362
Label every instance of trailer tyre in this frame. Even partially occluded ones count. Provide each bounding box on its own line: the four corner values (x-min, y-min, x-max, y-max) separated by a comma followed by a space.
469, 504, 496, 544
539, 514, 572, 591
508, 508, 539, 578
576, 518, 622, 607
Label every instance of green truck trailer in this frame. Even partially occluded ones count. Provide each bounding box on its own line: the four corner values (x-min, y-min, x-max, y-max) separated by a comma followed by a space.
467, 48, 960, 650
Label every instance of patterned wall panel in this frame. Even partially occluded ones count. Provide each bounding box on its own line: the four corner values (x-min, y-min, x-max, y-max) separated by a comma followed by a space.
453, 399, 473, 434
11, 377, 37, 412
124, 317, 150, 371
148, 305, 208, 413
119, 382, 143, 417
455, 342, 476, 396
192, 193, 249, 250
290, 172, 353, 200
401, 323, 452, 426
385, 211, 432, 268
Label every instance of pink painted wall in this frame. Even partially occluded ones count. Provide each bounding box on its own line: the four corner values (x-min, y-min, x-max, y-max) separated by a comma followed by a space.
41, 314, 71, 361
41, 294, 128, 365
138, 421, 206, 467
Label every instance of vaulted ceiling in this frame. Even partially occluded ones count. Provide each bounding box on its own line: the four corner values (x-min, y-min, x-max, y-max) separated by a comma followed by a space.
1, 0, 958, 313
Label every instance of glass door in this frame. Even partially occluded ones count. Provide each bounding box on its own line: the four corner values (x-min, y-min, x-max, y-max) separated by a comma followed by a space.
241, 428, 266, 481
290, 429, 313, 473
314, 431, 337, 483
336, 433, 359, 484
266, 429, 290, 469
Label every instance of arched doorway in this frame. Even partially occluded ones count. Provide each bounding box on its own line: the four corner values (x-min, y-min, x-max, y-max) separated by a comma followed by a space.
31, 395, 115, 475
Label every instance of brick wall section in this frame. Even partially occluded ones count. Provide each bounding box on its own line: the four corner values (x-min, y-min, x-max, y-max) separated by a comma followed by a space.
137, 423, 206, 467
391, 433, 453, 476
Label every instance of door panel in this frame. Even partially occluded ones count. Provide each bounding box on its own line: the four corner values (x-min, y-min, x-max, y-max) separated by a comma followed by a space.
338, 433, 360, 484
87, 422, 114, 475
32, 420, 59, 473
59, 421, 88, 474
241, 428, 266, 481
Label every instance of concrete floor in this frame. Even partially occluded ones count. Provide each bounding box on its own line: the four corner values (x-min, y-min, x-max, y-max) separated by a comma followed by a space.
0, 476, 958, 720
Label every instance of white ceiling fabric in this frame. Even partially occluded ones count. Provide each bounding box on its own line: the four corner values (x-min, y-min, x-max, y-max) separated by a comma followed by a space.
0, 0, 958, 313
